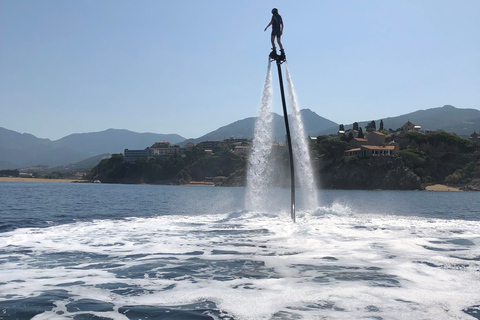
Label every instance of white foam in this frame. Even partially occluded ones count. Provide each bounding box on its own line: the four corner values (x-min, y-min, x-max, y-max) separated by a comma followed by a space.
1, 212, 479, 319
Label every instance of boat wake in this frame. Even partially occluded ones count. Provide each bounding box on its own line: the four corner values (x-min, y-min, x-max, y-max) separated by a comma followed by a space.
1, 209, 479, 319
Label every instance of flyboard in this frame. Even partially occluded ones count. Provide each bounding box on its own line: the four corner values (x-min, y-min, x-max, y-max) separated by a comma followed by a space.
269, 49, 295, 222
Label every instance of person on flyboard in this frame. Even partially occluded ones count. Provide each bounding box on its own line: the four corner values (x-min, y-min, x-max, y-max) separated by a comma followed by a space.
264, 8, 285, 60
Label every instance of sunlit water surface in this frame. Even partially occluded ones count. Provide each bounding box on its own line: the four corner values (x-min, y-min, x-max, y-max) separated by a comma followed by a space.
1, 182, 479, 319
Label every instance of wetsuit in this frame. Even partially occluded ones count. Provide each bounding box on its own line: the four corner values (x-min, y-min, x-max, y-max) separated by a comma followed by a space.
271, 14, 283, 37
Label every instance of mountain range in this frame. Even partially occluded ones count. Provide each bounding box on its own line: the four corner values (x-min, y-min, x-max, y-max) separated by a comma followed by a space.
180, 109, 337, 145
318, 105, 480, 136
1, 105, 479, 170
0, 129, 185, 169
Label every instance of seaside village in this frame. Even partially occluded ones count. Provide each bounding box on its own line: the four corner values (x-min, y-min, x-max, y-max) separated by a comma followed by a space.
124, 120, 480, 163
124, 120, 480, 185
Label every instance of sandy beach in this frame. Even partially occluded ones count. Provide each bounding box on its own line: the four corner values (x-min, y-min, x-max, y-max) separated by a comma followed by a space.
424, 184, 460, 191
187, 181, 215, 187
0, 177, 85, 183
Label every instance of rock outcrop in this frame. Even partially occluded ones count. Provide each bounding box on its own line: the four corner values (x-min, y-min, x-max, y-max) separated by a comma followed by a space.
460, 179, 480, 191
319, 157, 422, 190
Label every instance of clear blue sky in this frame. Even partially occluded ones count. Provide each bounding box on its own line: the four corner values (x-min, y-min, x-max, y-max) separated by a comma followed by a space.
1, 0, 479, 140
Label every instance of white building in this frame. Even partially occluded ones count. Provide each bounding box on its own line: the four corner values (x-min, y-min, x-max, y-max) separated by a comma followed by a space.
124, 141, 189, 162
124, 149, 151, 162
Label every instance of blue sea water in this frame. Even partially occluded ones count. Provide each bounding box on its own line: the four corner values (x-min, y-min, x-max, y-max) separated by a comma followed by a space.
0, 182, 479, 319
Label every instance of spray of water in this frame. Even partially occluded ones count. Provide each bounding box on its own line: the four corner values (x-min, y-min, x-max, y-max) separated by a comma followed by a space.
285, 63, 319, 210
245, 61, 274, 212
246, 61, 319, 214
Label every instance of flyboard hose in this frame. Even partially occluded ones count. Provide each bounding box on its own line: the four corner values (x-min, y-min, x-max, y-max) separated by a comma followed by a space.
271, 53, 295, 222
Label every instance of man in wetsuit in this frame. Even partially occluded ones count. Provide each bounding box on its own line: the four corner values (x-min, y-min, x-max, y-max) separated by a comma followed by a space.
264, 8, 284, 59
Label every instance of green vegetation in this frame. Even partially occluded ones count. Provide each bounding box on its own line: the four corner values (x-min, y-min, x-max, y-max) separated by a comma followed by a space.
445, 161, 480, 184
87, 146, 246, 185
397, 148, 432, 182
357, 127, 364, 139
87, 153, 186, 184
404, 131, 423, 142
85, 130, 479, 189
315, 136, 349, 160
0, 169, 19, 177
398, 148, 426, 168
397, 131, 478, 183
0, 168, 84, 180
313, 130, 479, 188
431, 131, 476, 153
342, 155, 360, 165
365, 120, 376, 132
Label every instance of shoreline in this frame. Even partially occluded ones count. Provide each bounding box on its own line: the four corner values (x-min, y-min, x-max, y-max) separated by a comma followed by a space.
0, 177, 85, 183
0, 178, 464, 191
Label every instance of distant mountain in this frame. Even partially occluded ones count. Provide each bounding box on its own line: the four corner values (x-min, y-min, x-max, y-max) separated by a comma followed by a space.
317, 105, 480, 136
181, 109, 337, 145
66, 153, 112, 171
2, 105, 478, 170
0, 127, 80, 169
55, 129, 185, 156
0, 128, 185, 169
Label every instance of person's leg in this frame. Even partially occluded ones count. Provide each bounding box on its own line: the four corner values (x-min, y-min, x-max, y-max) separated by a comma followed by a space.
271, 35, 276, 49
276, 36, 283, 50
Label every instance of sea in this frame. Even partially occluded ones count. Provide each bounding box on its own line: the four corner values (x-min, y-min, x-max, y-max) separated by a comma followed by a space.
0, 181, 479, 320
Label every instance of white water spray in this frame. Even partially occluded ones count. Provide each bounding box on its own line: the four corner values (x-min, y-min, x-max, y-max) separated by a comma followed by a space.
285, 63, 319, 210
246, 61, 274, 212
246, 61, 319, 214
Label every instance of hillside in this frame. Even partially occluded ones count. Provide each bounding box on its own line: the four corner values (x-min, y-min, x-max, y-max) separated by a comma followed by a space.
0, 127, 86, 169
86, 130, 480, 190
2, 105, 479, 170
318, 105, 480, 136
181, 109, 337, 145
55, 129, 185, 157
0, 128, 185, 169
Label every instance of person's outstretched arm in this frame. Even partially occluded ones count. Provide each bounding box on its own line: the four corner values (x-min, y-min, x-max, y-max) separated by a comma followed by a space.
264, 21, 272, 31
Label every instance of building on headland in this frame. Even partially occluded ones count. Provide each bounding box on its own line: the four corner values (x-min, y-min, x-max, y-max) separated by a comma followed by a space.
226, 137, 249, 144
124, 138, 251, 163
350, 137, 367, 148
344, 131, 399, 159
401, 121, 421, 133
124, 148, 152, 162
196, 141, 221, 150
195, 138, 251, 156
150, 141, 187, 158
124, 141, 193, 162
366, 131, 386, 146
184, 142, 195, 149
345, 145, 397, 158
469, 131, 480, 144
234, 145, 250, 155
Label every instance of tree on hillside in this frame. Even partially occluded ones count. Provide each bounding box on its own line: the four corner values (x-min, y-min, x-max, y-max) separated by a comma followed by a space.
358, 127, 364, 139
379, 120, 384, 131
353, 122, 359, 131
0, 169, 19, 177
347, 132, 354, 142
317, 138, 349, 160
339, 124, 345, 131
365, 120, 376, 132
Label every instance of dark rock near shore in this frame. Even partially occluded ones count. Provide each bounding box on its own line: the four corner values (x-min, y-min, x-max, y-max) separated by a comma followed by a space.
460, 179, 480, 191
319, 157, 423, 190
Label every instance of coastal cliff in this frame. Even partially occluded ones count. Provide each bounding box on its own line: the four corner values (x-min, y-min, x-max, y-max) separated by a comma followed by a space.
319, 157, 422, 190
86, 130, 479, 191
